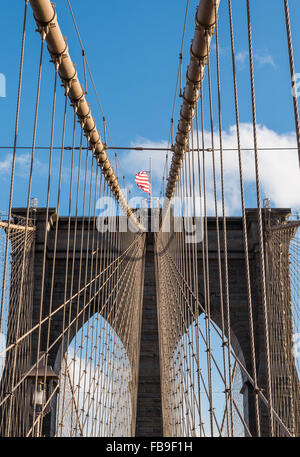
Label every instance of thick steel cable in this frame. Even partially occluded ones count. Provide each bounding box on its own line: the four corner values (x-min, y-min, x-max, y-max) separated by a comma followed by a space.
0, 232, 144, 363
6, 37, 45, 436
46, 108, 76, 435
168, 0, 190, 145
66, 0, 143, 204
157, 239, 247, 435
2, 0, 299, 438
228, 0, 261, 436
65, 0, 113, 147
165, 0, 220, 200
199, 73, 215, 437
83, 167, 102, 436
73, 150, 95, 433
55, 236, 144, 435
159, 244, 292, 436
0, 235, 143, 431
205, 26, 231, 436
31, 93, 68, 434
42, 108, 77, 435
214, 0, 234, 435
246, 0, 274, 436
28, 0, 142, 230
55, 211, 145, 434
0, 170, 144, 434
194, 109, 205, 437
265, 221, 299, 436
158, 0, 190, 198
55, 239, 143, 435
0, 0, 29, 333
1, 145, 299, 152
56, 129, 85, 435
283, 0, 300, 168
28, 68, 58, 435
59, 142, 91, 435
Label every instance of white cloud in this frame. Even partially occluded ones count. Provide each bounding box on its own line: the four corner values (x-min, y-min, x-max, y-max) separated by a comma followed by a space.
0, 152, 87, 184
255, 53, 276, 68
235, 50, 275, 69
0, 155, 12, 174
0, 153, 33, 176
0, 153, 47, 178
121, 124, 300, 215
1, 126, 298, 216
236, 51, 248, 66
129, 136, 169, 178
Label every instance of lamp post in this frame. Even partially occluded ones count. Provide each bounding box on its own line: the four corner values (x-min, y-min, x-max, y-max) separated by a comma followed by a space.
25, 352, 59, 436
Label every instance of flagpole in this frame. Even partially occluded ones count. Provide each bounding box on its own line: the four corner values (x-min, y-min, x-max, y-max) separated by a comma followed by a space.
149, 157, 152, 209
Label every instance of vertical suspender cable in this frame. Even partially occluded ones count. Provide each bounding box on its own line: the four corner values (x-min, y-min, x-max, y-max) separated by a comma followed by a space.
228, 0, 261, 436
0, 1, 29, 333
246, 0, 274, 436
284, 0, 300, 168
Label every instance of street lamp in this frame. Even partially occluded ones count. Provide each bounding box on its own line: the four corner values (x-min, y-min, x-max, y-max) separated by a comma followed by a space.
25, 352, 59, 419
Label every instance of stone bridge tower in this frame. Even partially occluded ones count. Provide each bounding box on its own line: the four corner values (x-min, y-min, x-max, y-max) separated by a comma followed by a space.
0, 207, 298, 437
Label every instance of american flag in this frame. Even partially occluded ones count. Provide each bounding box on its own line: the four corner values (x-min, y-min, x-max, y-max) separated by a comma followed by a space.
135, 171, 151, 195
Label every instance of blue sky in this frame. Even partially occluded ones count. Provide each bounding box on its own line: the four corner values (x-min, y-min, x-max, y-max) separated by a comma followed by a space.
0, 0, 300, 214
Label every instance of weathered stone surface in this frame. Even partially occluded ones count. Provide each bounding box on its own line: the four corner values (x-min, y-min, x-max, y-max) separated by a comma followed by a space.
6, 207, 298, 437
136, 231, 163, 437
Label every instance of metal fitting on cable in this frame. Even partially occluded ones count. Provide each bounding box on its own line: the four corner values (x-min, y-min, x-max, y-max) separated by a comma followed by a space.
48, 40, 68, 71
34, 8, 56, 40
